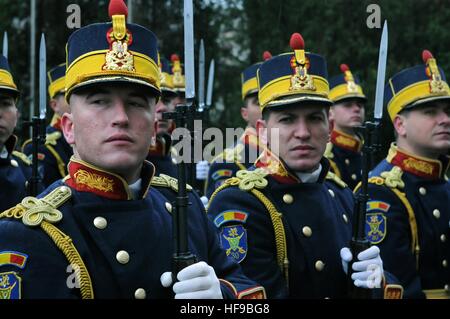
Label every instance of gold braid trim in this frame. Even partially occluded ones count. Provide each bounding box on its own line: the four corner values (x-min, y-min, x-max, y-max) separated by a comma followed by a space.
207, 175, 289, 286
40, 221, 94, 299
45, 144, 68, 178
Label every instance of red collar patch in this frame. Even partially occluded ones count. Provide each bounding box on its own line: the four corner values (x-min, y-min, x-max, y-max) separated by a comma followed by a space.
254, 149, 299, 184
331, 130, 362, 153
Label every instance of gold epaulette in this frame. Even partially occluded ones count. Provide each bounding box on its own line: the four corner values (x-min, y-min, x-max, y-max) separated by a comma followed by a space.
151, 174, 193, 192
326, 171, 347, 188
0, 185, 94, 299
12, 151, 31, 166
45, 131, 62, 146
211, 144, 244, 164
367, 166, 405, 190
323, 142, 334, 159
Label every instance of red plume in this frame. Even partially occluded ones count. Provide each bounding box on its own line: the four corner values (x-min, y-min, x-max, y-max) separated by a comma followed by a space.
422, 50, 434, 63
290, 33, 305, 50
171, 54, 180, 63
340, 64, 349, 73
109, 0, 128, 17
263, 51, 272, 61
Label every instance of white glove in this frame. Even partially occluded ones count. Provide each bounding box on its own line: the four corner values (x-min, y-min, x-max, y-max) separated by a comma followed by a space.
160, 261, 223, 299
196, 160, 210, 180
340, 246, 383, 289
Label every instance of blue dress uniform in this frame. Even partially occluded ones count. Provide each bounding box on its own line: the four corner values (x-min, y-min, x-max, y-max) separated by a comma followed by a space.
0, 158, 265, 299
0, 136, 33, 212
22, 64, 73, 187
326, 64, 367, 190
360, 51, 450, 299
0, 0, 265, 299
208, 34, 401, 299
205, 59, 267, 198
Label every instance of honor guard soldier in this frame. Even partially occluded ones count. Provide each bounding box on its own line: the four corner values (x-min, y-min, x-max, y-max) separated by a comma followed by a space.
208, 33, 398, 299
22, 63, 73, 187
0, 54, 34, 212
171, 54, 186, 107
326, 64, 366, 190
147, 55, 178, 178
0, 0, 265, 299
204, 52, 270, 198
358, 50, 450, 298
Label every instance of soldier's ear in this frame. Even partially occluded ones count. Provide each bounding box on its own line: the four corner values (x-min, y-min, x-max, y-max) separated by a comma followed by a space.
393, 115, 407, 138
256, 119, 268, 146
61, 112, 75, 145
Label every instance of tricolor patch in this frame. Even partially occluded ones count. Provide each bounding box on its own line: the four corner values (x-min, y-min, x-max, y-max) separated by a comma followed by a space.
213, 210, 248, 228
220, 225, 248, 263
0, 272, 22, 299
212, 169, 233, 181
0, 251, 28, 269
366, 200, 390, 212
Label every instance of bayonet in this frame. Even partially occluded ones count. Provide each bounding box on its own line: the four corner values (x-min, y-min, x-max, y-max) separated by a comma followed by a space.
2, 31, 8, 58
184, 0, 195, 103
374, 21, 388, 122
198, 39, 205, 111
39, 34, 47, 120
206, 59, 215, 108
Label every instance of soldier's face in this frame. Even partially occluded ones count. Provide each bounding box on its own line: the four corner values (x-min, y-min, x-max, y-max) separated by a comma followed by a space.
241, 95, 262, 129
155, 95, 176, 134
330, 99, 365, 131
0, 93, 18, 146
261, 104, 332, 172
395, 101, 450, 158
62, 84, 156, 183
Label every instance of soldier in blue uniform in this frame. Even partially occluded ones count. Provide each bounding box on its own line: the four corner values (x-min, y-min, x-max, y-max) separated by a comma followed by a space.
204, 52, 271, 198
0, 0, 265, 299
22, 63, 73, 187
0, 54, 35, 212
326, 64, 366, 190
359, 50, 450, 298
208, 33, 401, 299
147, 56, 178, 178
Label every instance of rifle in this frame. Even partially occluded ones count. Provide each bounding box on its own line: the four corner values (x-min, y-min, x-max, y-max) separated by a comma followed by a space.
347, 21, 388, 298
27, 34, 47, 196
163, 0, 198, 282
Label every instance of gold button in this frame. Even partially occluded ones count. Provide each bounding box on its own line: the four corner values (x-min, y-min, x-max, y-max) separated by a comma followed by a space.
283, 194, 294, 204
302, 226, 312, 237
445, 284, 449, 292
134, 288, 147, 299
93, 217, 107, 229
172, 158, 178, 164
419, 187, 427, 195
342, 214, 349, 224
433, 209, 441, 219
60, 186, 71, 194
315, 260, 325, 271
351, 174, 357, 181
345, 159, 350, 165
116, 250, 130, 264
441, 234, 447, 243
10, 159, 18, 167
328, 189, 335, 198
165, 202, 172, 213
25, 181, 29, 188
443, 259, 448, 268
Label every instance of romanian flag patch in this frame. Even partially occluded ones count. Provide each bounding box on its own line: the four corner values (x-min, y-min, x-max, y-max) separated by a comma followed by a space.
0, 251, 28, 269
212, 169, 233, 181
213, 210, 248, 227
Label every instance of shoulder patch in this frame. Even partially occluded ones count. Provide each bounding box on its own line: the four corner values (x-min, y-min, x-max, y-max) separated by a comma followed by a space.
0, 272, 22, 299
12, 151, 31, 166
219, 225, 247, 263
212, 169, 233, 181
213, 210, 248, 227
326, 171, 347, 188
0, 251, 28, 269
365, 211, 387, 244
45, 131, 62, 146
151, 174, 193, 192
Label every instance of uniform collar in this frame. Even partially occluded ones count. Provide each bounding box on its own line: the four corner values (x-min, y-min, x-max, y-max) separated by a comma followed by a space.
4, 135, 17, 157
64, 157, 155, 200
387, 143, 449, 180
240, 127, 264, 150
331, 129, 362, 153
148, 132, 172, 157
50, 114, 62, 131
254, 148, 329, 184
